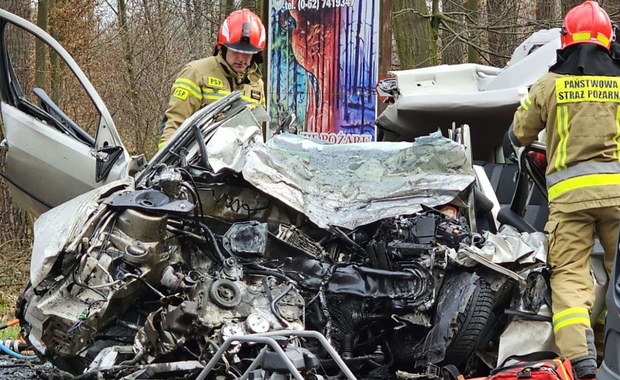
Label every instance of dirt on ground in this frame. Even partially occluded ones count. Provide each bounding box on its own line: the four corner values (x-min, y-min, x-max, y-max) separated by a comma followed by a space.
0, 242, 40, 379
0, 357, 100, 379
0, 358, 48, 379
0, 240, 30, 326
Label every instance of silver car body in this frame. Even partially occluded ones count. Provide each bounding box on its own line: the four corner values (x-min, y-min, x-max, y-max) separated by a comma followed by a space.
0, 9, 132, 217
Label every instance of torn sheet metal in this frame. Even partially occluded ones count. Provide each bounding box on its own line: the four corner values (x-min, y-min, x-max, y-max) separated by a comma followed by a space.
209, 129, 475, 229
205, 118, 263, 173
497, 316, 558, 366
30, 178, 133, 288
480, 225, 548, 264
452, 246, 526, 284
450, 225, 547, 272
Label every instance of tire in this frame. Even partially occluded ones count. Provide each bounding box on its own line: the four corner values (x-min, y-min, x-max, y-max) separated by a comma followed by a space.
442, 279, 495, 368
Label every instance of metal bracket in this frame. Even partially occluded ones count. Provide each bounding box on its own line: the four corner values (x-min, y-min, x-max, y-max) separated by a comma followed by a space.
460, 245, 526, 284
196, 330, 356, 380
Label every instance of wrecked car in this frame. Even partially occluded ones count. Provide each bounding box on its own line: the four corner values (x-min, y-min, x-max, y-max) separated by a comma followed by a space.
14, 96, 552, 379
0, 8, 556, 380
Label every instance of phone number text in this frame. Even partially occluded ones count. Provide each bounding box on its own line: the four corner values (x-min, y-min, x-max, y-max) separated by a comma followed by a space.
296, 0, 354, 11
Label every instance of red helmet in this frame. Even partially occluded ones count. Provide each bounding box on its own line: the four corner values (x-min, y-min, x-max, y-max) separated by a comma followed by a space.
218, 9, 266, 54
561, 1, 613, 51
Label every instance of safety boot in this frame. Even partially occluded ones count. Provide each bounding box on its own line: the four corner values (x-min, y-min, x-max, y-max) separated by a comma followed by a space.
594, 321, 605, 365
571, 357, 597, 379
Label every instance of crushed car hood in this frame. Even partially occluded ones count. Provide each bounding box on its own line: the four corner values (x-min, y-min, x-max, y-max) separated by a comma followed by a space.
208, 128, 476, 229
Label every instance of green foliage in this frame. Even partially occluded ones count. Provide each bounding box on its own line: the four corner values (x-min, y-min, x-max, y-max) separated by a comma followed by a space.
0, 326, 20, 341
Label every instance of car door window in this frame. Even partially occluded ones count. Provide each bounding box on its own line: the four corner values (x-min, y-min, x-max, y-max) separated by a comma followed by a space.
3, 22, 97, 147
0, 10, 130, 216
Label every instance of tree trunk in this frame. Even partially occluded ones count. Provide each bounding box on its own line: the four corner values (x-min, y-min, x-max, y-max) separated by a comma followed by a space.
537, 0, 560, 21
118, 0, 135, 93
466, 0, 479, 63
190, 0, 206, 59
240, 0, 256, 10
35, 0, 49, 89
1, 0, 30, 82
118, 0, 144, 152
486, 0, 519, 66
600, 0, 620, 16
441, 0, 466, 64
224, 0, 235, 19
47, 0, 62, 102
560, 0, 581, 14
256, 0, 263, 15
0, 0, 30, 16
392, 0, 436, 68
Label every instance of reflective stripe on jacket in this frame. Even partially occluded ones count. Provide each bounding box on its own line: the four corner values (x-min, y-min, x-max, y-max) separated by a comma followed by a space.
552, 306, 591, 334
512, 72, 620, 211
159, 53, 265, 145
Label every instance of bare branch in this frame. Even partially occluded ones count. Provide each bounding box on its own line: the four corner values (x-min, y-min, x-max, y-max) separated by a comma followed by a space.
439, 17, 511, 60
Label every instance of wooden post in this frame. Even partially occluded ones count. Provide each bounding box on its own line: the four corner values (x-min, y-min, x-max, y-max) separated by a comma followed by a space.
261, 0, 268, 82
261, 0, 269, 138
377, 0, 393, 115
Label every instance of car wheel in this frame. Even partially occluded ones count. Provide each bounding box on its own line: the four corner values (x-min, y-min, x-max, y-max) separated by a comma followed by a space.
443, 279, 494, 368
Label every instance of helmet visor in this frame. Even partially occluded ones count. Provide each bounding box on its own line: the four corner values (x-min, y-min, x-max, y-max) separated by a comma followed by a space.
225, 41, 262, 54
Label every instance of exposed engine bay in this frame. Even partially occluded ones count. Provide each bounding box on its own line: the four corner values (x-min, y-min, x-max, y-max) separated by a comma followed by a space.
17, 95, 550, 379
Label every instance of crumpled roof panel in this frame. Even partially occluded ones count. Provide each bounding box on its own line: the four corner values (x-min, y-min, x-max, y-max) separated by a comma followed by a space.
209, 129, 475, 229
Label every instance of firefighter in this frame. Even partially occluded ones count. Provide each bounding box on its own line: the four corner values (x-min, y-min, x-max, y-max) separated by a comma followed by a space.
159, 8, 266, 147
509, 1, 620, 378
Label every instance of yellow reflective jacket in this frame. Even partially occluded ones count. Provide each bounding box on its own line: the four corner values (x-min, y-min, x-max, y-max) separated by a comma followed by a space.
159, 54, 265, 145
512, 72, 620, 212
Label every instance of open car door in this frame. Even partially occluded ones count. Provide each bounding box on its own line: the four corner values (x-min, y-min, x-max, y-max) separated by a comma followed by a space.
0, 9, 132, 217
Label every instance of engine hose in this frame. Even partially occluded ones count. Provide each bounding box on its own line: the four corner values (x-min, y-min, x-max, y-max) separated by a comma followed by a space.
1, 339, 29, 353
197, 221, 227, 263
270, 283, 294, 328
244, 269, 292, 283
0, 319, 19, 330
119, 348, 146, 366
0, 341, 37, 360
355, 266, 415, 279
170, 218, 227, 263
342, 333, 354, 358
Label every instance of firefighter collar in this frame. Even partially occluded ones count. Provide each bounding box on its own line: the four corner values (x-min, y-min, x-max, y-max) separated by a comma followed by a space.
550, 44, 620, 76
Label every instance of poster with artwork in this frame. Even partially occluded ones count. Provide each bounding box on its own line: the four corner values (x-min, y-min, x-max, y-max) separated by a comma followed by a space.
268, 0, 380, 143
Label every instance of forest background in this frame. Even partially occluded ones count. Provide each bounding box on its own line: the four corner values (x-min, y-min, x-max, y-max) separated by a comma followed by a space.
0, 0, 617, 324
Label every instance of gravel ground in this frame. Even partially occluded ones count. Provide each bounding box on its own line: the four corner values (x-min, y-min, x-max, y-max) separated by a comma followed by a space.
0, 358, 58, 379
0, 358, 44, 379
